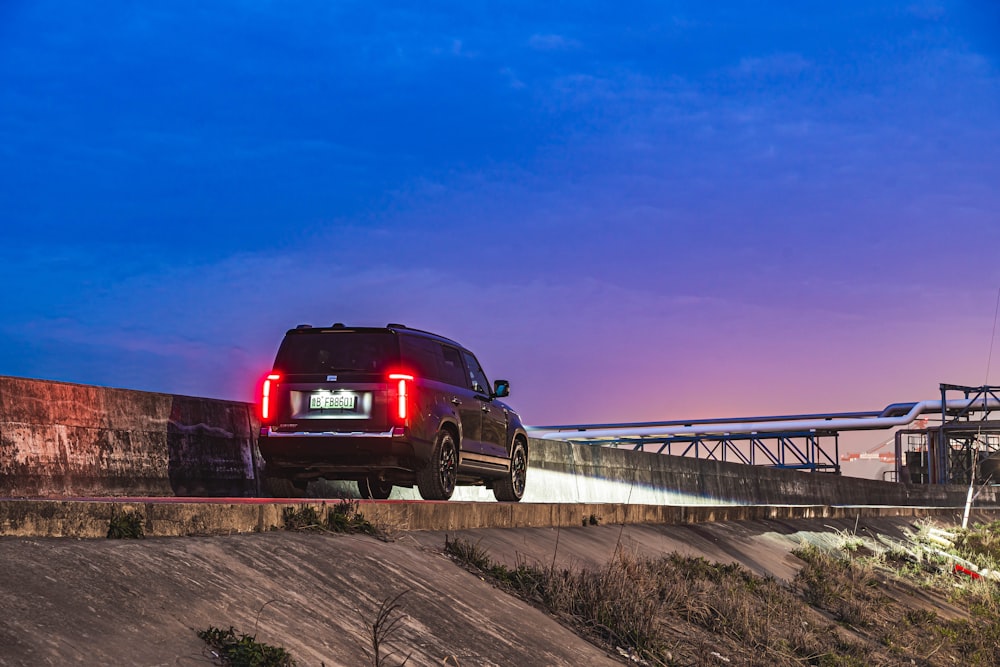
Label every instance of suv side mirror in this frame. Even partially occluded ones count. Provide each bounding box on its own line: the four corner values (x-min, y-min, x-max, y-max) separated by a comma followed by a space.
493, 379, 510, 398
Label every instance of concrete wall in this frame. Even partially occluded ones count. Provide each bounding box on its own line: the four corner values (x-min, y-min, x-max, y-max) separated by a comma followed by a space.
0, 376, 257, 497
1, 375, 997, 507
526, 438, 1000, 507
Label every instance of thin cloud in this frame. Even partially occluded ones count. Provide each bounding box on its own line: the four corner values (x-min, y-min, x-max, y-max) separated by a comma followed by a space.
906, 2, 946, 21
528, 33, 581, 51
500, 66, 525, 89
734, 53, 812, 78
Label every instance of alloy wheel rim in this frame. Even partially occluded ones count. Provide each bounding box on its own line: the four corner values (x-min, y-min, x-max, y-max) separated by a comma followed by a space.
440, 437, 457, 493
512, 445, 526, 496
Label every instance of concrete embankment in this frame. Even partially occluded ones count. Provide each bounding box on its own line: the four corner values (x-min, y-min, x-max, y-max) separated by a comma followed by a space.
0, 529, 624, 666
3, 512, 999, 666
2, 374, 998, 509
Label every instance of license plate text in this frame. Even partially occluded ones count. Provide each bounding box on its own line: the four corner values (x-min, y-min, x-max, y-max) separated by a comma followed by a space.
310, 393, 357, 410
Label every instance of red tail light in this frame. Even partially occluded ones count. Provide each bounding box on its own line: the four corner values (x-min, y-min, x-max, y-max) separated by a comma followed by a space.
260, 373, 281, 423
388, 373, 414, 422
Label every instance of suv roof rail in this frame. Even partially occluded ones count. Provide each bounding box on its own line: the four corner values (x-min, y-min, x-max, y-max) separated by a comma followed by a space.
331, 322, 345, 328
389, 324, 463, 347
296, 324, 312, 329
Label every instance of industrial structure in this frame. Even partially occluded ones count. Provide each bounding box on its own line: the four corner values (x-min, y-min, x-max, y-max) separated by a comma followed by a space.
527, 384, 1000, 486
894, 384, 1000, 486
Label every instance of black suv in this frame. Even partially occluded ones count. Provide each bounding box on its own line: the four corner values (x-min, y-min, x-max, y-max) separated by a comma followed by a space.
256, 323, 528, 501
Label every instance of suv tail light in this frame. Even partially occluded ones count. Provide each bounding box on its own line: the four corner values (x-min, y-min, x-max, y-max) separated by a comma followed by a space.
388, 373, 414, 423
260, 373, 281, 423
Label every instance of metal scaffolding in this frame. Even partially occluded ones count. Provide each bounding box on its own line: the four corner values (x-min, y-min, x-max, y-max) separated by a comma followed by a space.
896, 384, 1000, 486
530, 384, 1000, 480
564, 430, 841, 472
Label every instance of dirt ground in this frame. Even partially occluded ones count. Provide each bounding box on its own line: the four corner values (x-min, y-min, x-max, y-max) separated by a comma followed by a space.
0, 512, 981, 666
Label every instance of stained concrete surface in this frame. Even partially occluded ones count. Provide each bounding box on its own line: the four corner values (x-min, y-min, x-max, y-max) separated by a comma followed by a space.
0, 376, 257, 498
4, 511, 996, 666
0, 531, 620, 667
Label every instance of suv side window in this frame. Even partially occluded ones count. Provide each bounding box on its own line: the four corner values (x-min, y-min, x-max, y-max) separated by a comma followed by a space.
399, 335, 444, 382
461, 350, 491, 395
439, 345, 467, 388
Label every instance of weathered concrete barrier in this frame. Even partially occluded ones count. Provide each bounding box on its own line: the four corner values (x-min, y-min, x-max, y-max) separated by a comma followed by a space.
1, 374, 998, 508
525, 438, 1000, 507
0, 376, 257, 497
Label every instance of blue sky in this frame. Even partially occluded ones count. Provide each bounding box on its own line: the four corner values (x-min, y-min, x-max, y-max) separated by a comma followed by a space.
2, 1, 999, 429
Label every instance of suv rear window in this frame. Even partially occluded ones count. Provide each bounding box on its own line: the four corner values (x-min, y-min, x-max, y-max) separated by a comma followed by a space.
274, 332, 399, 374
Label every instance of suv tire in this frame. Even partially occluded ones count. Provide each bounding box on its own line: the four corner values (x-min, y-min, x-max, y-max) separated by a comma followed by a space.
358, 478, 394, 500
493, 438, 527, 502
417, 429, 458, 500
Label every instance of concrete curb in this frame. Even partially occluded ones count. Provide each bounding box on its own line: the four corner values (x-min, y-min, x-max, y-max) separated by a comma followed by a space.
2, 499, 996, 538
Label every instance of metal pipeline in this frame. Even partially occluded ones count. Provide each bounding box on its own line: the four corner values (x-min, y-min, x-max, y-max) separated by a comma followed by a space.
527, 397, 1000, 441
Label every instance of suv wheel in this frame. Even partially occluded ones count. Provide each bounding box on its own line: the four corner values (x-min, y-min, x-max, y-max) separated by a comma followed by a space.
358, 478, 394, 500
493, 438, 527, 502
417, 429, 458, 500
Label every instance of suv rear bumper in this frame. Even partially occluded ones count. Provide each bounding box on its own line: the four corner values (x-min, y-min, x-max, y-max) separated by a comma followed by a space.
257, 427, 431, 479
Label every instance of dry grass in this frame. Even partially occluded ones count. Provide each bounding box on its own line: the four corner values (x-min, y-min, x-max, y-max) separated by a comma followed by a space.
794, 545, 884, 629
445, 521, 1000, 667
953, 520, 1000, 570
794, 542, 1000, 665
445, 537, 869, 666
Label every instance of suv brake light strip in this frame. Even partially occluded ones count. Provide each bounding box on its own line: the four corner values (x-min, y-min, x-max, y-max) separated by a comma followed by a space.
388, 373, 413, 421
261, 373, 281, 422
